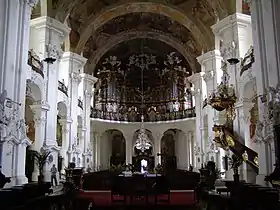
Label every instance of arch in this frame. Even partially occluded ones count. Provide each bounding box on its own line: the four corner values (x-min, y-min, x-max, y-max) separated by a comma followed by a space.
89, 30, 198, 73
75, 2, 211, 53
100, 129, 126, 168
26, 79, 42, 102
239, 71, 257, 101
161, 128, 187, 170
25, 98, 35, 145
161, 130, 176, 157
57, 101, 68, 118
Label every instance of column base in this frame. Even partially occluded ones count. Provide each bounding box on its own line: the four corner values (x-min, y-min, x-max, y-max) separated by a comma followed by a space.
32, 171, 39, 181
5, 176, 29, 187
256, 174, 270, 186
16, 176, 28, 185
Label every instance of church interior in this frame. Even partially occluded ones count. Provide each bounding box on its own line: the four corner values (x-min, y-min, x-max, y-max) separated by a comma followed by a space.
1, 0, 280, 209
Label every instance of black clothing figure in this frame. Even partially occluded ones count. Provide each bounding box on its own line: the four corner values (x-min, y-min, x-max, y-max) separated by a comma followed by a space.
50, 164, 58, 186
189, 164, 194, 172
0, 167, 11, 188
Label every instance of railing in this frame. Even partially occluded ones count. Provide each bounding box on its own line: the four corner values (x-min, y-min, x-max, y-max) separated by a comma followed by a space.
58, 80, 68, 96
28, 50, 44, 78
78, 99, 83, 109
90, 107, 196, 122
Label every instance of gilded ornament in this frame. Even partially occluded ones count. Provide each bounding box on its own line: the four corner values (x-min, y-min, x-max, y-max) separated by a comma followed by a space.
254, 156, 259, 166
242, 151, 249, 161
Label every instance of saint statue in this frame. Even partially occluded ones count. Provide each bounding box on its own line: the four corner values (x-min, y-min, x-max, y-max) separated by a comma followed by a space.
250, 117, 256, 139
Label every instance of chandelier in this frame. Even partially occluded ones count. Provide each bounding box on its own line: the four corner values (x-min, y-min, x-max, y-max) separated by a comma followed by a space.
203, 60, 237, 120
135, 115, 151, 152
135, 42, 151, 152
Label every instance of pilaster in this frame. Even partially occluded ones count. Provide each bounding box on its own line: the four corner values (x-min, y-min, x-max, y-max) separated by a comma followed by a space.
0, 0, 37, 186
30, 17, 70, 149
249, 0, 280, 185
94, 132, 101, 170
153, 132, 163, 166
196, 50, 223, 165
30, 103, 49, 150
188, 72, 205, 168
29, 103, 49, 181
212, 13, 252, 60
80, 73, 98, 167
188, 131, 194, 167
59, 118, 72, 169
60, 52, 87, 160
123, 132, 134, 165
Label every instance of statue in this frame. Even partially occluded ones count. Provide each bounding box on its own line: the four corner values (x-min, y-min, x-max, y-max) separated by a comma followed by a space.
249, 117, 256, 140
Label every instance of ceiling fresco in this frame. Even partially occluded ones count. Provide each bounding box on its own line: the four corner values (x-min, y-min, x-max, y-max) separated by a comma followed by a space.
97, 12, 194, 43
81, 12, 201, 73
35, 0, 238, 75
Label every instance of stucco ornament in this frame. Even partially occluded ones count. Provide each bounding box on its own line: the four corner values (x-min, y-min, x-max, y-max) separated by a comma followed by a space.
193, 145, 201, 156
268, 84, 280, 125
45, 44, 63, 60
0, 90, 30, 145
24, 0, 39, 7
252, 103, 274, 145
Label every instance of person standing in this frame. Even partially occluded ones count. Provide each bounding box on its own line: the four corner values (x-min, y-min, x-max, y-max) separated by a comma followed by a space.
50, 164, 58, 187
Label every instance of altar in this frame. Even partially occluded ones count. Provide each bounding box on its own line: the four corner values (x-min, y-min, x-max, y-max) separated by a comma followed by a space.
119, 172, 161, 177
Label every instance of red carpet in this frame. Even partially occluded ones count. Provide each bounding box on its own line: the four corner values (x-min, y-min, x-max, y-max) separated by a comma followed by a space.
79, 190, 196, 206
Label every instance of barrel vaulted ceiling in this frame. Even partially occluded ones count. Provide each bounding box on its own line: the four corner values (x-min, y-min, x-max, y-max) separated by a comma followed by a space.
33, 0, 248, 74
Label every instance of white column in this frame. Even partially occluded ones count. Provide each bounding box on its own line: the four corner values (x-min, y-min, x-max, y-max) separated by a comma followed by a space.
30, 103, 49, 151
188, 73, 205, 168
0, 0, 37, 186
90, 130, 95, 170
176, 131, 189, 170
212, 13, 252, 140
197, 50, 223, 166
30, 16, 70, 181
0, 0, 37, 109
188, 131, 194, 167
80, 74, 98, 167
95, 132, 101, 170
60, 52, 87, 160
124, 133, 133, 165
235, 101, 256, 182
250, 0, 280, 185
59, 118, 72, 170
30, 103, 49, 181
30, 17, 70, 147
154, 133, 163, 166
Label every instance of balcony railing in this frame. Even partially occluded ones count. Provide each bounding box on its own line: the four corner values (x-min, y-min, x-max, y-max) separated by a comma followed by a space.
90, 107, 196, 122
58, 80, 68, 96
78, 99, 83, 109
28, 50, 44, 78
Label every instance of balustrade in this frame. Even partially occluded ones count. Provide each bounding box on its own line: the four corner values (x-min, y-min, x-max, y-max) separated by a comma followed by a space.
27, 50, 44, 78
58, 80, 68, 96
90, 106, 195, 122
92, 52, 196, 122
